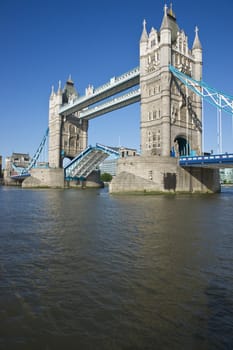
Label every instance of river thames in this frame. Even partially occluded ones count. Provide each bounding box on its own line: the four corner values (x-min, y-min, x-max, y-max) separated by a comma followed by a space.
0, 185, 233, 349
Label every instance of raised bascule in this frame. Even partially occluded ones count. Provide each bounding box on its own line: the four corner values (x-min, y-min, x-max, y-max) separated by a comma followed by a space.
22, 4, 233, 192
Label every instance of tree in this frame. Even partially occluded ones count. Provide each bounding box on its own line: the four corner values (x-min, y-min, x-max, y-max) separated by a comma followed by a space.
100, 173, 113, 182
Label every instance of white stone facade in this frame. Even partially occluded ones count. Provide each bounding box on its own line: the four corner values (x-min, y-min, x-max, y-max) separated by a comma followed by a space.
48, 80, 88, 169
140, 5, 202, 157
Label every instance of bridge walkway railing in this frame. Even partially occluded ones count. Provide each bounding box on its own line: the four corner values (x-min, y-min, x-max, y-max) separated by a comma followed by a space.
179, 153, 233, 168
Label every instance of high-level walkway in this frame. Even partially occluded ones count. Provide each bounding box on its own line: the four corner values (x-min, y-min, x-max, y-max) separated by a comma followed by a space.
60, 67, 140, 118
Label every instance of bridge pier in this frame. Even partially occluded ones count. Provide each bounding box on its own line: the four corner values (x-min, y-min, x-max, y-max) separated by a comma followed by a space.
22, 168, 104, 189
22, 168, 64, 188
65, 170, 104, 189
109, 156, 220, 194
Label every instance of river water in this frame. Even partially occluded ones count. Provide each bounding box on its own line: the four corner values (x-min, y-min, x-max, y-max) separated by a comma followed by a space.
0, 185, 233, 349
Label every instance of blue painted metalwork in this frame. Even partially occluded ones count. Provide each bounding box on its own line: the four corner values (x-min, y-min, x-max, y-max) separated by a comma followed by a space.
95, 143, 120, 156
24, 127, 49, 173
169, 65, 233, 115
11, 128, 49, 177
64, 144, 120, 180
10, 173, 31, 180
179, 153, 233, 167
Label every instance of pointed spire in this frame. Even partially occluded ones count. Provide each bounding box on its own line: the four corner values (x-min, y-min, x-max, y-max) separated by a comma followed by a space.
192, 26, 202, 50
49, 85, 55, 101
57, 80, 62, 94
50, 85, 55, 96
169, 3, 173, 15
160, 3, 169, 30
67, 74, 74, 84
168, 3, 176, 18
140, 19, 148, 42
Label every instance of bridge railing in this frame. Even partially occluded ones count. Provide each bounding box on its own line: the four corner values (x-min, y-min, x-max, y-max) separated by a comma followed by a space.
179, 153, 233, 166
93, 67, 139, 94
95, 143, 120, 156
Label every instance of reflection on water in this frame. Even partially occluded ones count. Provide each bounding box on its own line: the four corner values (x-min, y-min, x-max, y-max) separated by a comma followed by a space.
0, 186, 233, 349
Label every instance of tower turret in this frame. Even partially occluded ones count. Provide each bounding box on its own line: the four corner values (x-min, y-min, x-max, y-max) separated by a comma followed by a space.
140, 19, 148, 41
159, 4, 178, 156
62, 75, 79, 104
191, 26, 203, 152
140, 19, 148, 75
192, 26, 202, 81
48, 80, 64, 168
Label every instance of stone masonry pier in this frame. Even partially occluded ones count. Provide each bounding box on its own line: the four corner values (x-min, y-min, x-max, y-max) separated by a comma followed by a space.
109, 156, 220, 193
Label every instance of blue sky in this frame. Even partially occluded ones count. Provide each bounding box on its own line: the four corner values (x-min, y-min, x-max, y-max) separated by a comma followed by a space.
0, 0, 233, 164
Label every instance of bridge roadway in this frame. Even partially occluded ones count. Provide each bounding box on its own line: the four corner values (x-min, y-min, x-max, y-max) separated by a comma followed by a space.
60, 67, 140, 118
179, 153, 233, 168
64, 143, 120, 180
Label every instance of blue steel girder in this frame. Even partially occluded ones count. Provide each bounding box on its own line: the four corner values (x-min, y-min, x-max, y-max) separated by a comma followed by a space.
95, 143, 120, 157
78, 151, 108, 178
11, 128, 49, 176
65, 149, 108, 179
64, 144, 120, 180
10, 173, 31, 180
179, 153, 233, 168
64, 146, 93, 176
60, 67, 140, 117
169, 65, 233, 115
22, 127, 49, 174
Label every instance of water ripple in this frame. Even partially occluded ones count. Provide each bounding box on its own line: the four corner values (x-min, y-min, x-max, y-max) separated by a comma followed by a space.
0, 187, 233, 349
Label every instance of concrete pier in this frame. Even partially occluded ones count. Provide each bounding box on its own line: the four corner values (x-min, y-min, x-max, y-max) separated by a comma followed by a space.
109, 156, 220, 194
22, 168, 64, 188
22, 168, 104, 189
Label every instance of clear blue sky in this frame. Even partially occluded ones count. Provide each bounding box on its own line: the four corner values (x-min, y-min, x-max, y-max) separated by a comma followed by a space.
1, 0, 233, 164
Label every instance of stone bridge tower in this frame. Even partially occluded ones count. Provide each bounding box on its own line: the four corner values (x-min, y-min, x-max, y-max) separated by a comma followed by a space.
140, 4, 202, 157
48, 78, 88, 168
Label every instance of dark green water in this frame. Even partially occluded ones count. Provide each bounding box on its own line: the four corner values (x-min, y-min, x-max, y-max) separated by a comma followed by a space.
0, 186, 233, 349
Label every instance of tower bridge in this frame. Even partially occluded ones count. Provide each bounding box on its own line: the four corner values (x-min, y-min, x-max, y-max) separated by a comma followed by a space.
19, 4, 233, 192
